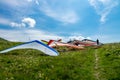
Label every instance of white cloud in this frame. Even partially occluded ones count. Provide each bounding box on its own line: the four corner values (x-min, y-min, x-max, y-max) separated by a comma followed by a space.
88, 0, 119, 23
11, 22, 26, 28
22, 18, 36, 28
0, 17, 36, 28
67, 35, 92, 41
38, 0, 79, 24
10, 17, 36, 28
67, 36, 85, 41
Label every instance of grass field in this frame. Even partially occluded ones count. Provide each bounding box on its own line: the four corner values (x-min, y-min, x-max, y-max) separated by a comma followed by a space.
0, 38, 120, 80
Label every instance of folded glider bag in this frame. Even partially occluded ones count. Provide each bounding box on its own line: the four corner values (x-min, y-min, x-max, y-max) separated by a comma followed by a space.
0, 40, 59, 56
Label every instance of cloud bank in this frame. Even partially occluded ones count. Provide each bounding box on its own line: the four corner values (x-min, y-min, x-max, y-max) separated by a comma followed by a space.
0, 29, 89, 42
0, 29, 62, 42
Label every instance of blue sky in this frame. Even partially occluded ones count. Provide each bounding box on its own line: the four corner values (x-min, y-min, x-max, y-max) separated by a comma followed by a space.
0, 0, 120, 43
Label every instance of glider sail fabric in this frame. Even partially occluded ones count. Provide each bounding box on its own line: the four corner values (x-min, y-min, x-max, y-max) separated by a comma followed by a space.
0, 40, 59, 56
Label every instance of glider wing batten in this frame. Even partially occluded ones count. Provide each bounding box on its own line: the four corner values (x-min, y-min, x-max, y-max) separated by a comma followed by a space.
0, 40, 59, 56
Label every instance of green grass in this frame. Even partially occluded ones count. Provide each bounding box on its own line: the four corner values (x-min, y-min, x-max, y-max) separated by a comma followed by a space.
0, 39, 120, 80
97, 43, 120, 80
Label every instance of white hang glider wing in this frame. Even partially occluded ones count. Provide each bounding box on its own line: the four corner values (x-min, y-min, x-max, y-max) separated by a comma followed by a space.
0, 40, 59, 56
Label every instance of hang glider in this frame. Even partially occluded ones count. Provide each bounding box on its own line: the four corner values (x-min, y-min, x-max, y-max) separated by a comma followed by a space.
0, 40, 59, 56
41, 39, 102, 50
42, 39, 84, 50
68, 39, 102, 47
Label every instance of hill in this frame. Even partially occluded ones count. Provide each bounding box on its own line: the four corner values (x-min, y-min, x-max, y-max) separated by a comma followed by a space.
0, 38, 120, 80
0, 37, 22, 49
0, 37, 9, 42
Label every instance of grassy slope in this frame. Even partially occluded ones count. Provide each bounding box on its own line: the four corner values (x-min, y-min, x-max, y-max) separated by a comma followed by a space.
0, 39, 120, 80
97, 43, 120, 80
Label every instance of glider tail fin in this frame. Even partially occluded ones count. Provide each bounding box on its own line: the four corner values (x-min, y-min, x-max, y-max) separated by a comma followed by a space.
47, 40, 54, 46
